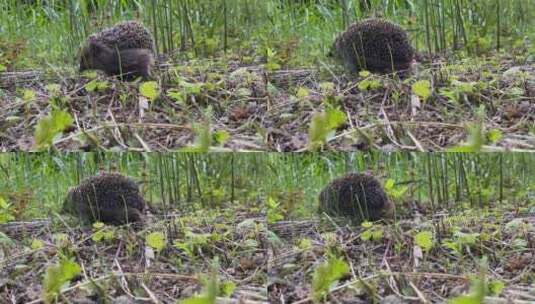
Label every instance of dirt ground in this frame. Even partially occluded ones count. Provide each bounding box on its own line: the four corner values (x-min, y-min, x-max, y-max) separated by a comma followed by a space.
0, 206, 267, 304
1, 54, 533, 152
268, 207, 535, 303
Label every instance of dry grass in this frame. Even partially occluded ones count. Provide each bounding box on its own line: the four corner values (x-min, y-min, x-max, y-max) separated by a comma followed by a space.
1, 53, 534, 152
268, 207, 535, 303
0, 204, 267, 303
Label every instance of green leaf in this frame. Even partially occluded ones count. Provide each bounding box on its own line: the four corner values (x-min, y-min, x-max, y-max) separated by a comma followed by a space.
311, 256, 349, 302
488, 280, 505, 296
0, 212, 15, 224
22, 89, 36, 102
507, 87, 524, 97
267, 209, 284, 224
176, 79, 203, 96
361, 221, 373, 229
455, 231, 479, 246
369, 79, 382, 90
266, 47, 276, 59
145, 232, 166, 252
92, 223, 115, 242
448, 122, 484, 152
84, 79, 109, 92
439, 88, 459, 103
384, 179, 395, 191
414, 231, 434, 252
308, 112, 329, 150
325, 108, 346, 130
359, 70, 371, 77
486, 129, 503, 143
0, 196, 8, 209
53, 233, 69, 245
452, 80, 475, 94
296, 87, 310, 99
45, 84, 61, 95
371, 229, 383, 241
264, 62, 281, 71
92, 222, 104, 229
92, 229, 115, 242
213, 130, 230, 146
360, 227, 384, 242
319, 82, 335, 93
139, 81, 160, 101
187, 122, 211, 152
357, 79, 371, 91
34, 110, 74, 150
412, 80, 432, 101
297, 238, 312, 250
360, 229, 372, 241
42, 258, 81, 304
308, 109, 347, 150
266, 196, 278, 209
181, 277, 217, 304
31, 239, 44, 250
219, 280, 236, 297
358, 78, 382, 91
448, 278, 486, 304
0, 64, 6, 72
167, 89, 185, 103
442, 240, 461, 255
266, 197, 284, 224
81, 70, 98, 79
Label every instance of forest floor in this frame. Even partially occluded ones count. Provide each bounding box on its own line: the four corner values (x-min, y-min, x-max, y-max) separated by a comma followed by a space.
268, 204, 535, 303
0, 203, 267, 304
1, 200, 534, 303
1, 52, 534, 152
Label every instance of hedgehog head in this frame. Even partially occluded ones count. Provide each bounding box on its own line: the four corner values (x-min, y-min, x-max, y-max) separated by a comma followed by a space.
79, 40, 114, 72
62, 186, 78, 214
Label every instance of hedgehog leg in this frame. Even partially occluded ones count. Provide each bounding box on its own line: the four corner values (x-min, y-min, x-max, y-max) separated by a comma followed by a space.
115, 195, 142, 225
125, 208, 142, 224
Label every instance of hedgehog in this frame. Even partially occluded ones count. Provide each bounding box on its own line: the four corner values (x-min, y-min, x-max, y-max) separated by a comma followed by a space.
79, 41, 154, 80
318, 173, 393, 223
330, 18, 414, 74
79, 20, 155, 79
62, 172, 146, 226
86, 20, 155, 54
